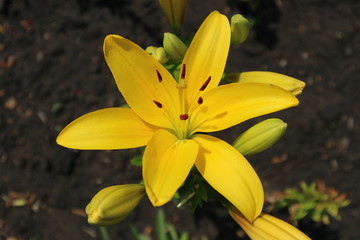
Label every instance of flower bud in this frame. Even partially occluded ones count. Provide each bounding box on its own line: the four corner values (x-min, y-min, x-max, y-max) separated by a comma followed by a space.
229, 208, 311, 240
85, 184, 146, 226
145, 46, 169, 64
163, 32, 187, 61
230, 14, 251, 45
233, 118, 287, 156
158, 0, 188, 34
225, 71, 305, 96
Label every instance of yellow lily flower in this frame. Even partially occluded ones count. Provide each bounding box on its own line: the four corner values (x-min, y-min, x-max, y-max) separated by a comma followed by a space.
56, 11, 299, 222
229, 209, 311, 240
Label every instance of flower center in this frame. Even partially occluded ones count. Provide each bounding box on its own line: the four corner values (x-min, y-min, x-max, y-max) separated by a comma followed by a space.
176, 64, 189, 139
175, 64, 212, 139
151, 66, 211, 140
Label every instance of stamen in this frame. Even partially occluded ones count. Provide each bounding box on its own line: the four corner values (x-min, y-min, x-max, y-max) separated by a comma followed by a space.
153, 100, 162, 108
198, 97, 203, 104
181, 64, 186, 79
199, 76, 211, 91
180, 114, 188, 120
156, 70, 163, 82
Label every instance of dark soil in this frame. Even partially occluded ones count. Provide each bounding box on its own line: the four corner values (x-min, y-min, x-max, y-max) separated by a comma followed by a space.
1, 0, 359, 239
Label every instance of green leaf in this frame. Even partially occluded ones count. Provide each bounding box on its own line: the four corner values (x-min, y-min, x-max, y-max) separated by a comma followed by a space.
197, 185, 208, 202
156, 209, 168, 240
301, 201, 317, 210
130, 155, 143, 166
321, 214, 331, 225
311, 209, 322, 222
339, 199, 351, 207
326, 203, 339, 217
99, 227, 111, 240
285, 189, 302, 200
167, 223, 180, 240
129, 224, 151, 240
293, 204, 309, 221
179, 232, 189, 240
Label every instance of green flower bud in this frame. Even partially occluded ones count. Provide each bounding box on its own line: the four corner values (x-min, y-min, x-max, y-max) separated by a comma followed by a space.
230, 14, 251, 45
145, 46, 169, 64
163, 32, 187, 61
85, 184, 146, 226
233, 118, 287, 156
224, 71, 306, 96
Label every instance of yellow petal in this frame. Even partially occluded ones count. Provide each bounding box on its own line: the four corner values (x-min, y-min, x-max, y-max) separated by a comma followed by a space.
193, 134, 263, 222
143, 129, 199, 206
57, 108, 157, 150
180, 11, 230, 109
190, 82, 299, 133
104, 35, 179, 128
229, 210, 311, 240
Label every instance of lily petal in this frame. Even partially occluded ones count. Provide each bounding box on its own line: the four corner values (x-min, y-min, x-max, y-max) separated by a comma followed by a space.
180, 11, 230, 109
57, 108, 157, 150
143, 129, 199, 206
229, 210, 311, 240
104, 35, 179, 128
193, 134, 263, 222
190, 82, 299, 133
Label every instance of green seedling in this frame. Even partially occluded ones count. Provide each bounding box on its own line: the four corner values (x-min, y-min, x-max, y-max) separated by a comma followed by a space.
271, 180, 350, 225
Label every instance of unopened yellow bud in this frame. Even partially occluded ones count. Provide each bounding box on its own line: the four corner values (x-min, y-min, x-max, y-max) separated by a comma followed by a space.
158, 0, 188, 34
163, 33, 187, 61
230, 14, 251, 45
229, 208, 311, 240
145, 46, 169, 64
233, 118, 287, 156
85, 184, 146, 226
225, 71, 305, 95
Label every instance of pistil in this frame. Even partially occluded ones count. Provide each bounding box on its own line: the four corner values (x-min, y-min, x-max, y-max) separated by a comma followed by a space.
176, 64, 189, 139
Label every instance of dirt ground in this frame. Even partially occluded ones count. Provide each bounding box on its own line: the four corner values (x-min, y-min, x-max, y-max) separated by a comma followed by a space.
1, 0, 359, 239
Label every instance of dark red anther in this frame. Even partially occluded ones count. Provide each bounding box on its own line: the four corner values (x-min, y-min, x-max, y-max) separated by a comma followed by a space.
180, 114, 188, 120
198, 97, 203, 104
156, 70, 163, 82
181, 64, 186, 79
199, 76, 211, 91
153, 100, 162, 108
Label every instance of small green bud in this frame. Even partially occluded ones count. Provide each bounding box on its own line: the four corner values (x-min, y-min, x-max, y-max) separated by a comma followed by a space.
233, 118, 287, 156
85, 184, 146, 226
163, 32, 187, 61
230, 14, 251, 45
145, 46, 169, 64
224, 71, 306, 96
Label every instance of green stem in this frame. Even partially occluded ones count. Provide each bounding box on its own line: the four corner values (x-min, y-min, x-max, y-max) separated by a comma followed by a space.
156, 209, 168, 240
99, 226, 111, 240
